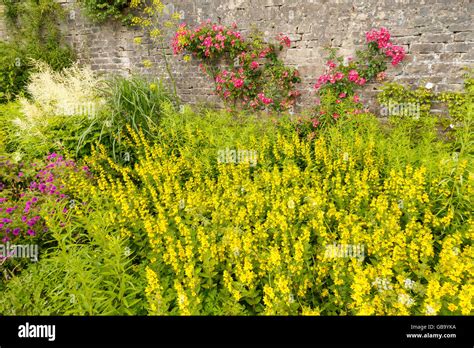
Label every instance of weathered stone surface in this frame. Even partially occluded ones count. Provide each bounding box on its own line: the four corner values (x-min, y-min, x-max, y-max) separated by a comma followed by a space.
0, 0, 472, 108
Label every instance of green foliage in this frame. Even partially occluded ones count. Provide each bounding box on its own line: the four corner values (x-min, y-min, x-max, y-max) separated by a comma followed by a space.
0, 201, 146, 314
378, 82, 434, 118
79, 0, 133, 24
1, 103, 97, 161
0, 101, 22, 154
0, 42, 30, 103
91, 76, 174, 161
0, 0, 74, 102
17, 114, 96, 160
437, 71, 473, 122
379, 70, 474, 126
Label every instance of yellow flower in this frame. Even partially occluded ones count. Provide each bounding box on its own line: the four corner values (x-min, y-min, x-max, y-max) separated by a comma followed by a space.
171, 12, 182, 21
150, 29, 161, 38
142, 59, 153, 68
130, 0, 141, 8
134, 37, 142, 45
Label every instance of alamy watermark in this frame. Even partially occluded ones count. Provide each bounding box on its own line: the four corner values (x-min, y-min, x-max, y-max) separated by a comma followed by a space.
217, 148, 257, 167
0, 242, 38, 262
380, 101, 420, 119
324, 243, 365, 262
55, 101, 99, 118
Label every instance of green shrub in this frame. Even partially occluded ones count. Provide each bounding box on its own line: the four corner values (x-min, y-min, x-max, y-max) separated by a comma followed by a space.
79, 0, 133, 23
0, 42, 30, 103
0, 0, 74, 102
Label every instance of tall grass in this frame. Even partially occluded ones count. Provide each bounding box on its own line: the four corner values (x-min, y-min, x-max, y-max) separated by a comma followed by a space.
95, 76, 173, 161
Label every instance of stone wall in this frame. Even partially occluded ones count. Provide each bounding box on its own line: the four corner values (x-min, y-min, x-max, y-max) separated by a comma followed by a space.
0, 4, 8, 41
3, 0, 474, 110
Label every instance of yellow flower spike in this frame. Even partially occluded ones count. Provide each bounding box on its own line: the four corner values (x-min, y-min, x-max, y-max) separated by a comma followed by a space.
130, 0, 142, 8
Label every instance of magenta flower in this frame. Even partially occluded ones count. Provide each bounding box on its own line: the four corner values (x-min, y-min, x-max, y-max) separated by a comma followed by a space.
233, 78, 244, 89
348, 70, 359, 82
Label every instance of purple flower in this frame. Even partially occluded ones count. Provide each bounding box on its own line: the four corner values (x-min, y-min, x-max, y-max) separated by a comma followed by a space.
12, 228, 20, 236
47, 153, 57, 160
62, 208, 68, 214
21, 215, 27, 222
18, 171, 24, 177
2, 218, 12, 223
32, 197, 38, 203
27, 229, 36, 236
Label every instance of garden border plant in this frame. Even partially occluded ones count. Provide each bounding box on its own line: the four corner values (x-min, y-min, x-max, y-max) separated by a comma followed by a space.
308, 27, 406, 130
172, 20, 301, 112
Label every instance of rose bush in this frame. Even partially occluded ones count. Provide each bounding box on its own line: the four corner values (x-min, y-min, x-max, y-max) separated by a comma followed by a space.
307, 27, 406, 130
172, 20, 300, 112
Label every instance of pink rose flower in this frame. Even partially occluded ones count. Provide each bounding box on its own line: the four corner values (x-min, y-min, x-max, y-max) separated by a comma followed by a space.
233, 78, 244, 89
348, 70, 359, 82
